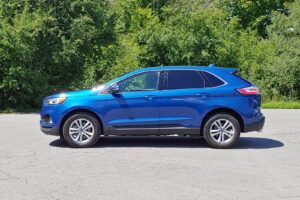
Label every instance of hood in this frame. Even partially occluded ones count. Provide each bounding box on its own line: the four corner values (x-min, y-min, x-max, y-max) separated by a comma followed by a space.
45, 89, 98, 99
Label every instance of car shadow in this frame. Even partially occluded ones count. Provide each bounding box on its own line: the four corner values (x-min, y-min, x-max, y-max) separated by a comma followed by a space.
49, 136, 284, 149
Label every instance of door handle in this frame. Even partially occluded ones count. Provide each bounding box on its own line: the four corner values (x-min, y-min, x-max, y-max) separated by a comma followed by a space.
145, 95, 156, 100
196, 93, 208, 98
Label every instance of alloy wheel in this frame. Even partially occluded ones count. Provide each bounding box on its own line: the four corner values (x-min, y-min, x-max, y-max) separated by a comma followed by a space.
69, 118, 95, 144
209, 119, 235, 144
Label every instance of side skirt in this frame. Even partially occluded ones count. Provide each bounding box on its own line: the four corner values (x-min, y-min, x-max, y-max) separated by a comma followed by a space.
104, 126, 201, 136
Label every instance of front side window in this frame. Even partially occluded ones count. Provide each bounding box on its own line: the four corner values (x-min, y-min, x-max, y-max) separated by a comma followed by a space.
167, 70, 205, 90
118, 71, 160, 92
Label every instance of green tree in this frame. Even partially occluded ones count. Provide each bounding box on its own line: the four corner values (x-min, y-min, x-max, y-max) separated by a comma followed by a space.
0, 0, 299, 110
0, 0, 114, 108
264, 0, 300, 100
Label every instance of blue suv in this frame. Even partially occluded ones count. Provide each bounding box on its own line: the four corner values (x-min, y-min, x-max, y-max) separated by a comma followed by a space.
40, 66, 265, 148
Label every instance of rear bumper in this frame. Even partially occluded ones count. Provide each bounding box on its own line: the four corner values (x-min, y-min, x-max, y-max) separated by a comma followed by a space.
244, 115, 265, 132
40, 126, 60, 136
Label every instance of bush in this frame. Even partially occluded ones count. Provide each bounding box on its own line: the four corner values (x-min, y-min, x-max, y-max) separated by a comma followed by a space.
0, 0, 299, 110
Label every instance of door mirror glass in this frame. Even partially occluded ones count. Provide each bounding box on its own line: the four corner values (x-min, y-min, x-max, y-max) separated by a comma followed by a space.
109, 85, 120, 94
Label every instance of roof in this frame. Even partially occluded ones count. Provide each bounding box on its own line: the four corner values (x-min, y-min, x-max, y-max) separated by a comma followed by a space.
135, 66, 238, 73
143, 66, 211, 71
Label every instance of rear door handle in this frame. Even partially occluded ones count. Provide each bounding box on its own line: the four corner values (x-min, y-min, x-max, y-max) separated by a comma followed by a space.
145, 95, 156, 100
196, 93, 208, 98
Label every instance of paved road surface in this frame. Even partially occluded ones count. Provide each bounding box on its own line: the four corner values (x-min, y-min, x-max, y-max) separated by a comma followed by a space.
0, 110, 300, 200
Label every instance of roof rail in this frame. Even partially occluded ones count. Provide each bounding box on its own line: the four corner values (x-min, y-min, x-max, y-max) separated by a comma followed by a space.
209, 63, 215, 67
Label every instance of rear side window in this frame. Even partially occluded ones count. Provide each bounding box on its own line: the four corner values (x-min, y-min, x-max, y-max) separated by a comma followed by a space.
167, 70, 205, 90
201, 71, 225, 87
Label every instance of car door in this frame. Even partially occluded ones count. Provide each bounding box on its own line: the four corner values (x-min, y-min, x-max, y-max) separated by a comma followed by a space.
103, 71, 162, 135
158, 70, 210, 135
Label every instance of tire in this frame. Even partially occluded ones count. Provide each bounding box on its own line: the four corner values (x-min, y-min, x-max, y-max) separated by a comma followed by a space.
62, 113, 101, 148
203, 113, 240, 149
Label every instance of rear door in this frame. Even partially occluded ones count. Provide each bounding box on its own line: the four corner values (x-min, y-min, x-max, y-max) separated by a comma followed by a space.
158, 70, 209, 135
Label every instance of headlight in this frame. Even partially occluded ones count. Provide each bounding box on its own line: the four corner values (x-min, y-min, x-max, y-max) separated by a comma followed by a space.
45, 97, 67, 105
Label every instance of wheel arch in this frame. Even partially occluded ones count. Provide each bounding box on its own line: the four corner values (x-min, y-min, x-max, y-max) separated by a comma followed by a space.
200, 107, 245, 135
59, 108, 104, 138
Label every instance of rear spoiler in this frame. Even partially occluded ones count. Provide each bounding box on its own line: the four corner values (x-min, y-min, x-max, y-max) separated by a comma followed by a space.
221, 67, 238, 74
215, 67, 238, 74
208, 64, 238, 74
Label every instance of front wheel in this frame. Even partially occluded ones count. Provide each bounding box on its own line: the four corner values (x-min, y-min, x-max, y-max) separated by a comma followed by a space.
203, 113, 240, 149
62, 113, 101, 148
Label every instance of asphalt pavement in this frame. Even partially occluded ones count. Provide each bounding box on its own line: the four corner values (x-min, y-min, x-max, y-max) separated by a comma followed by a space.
0, 109, 299, 200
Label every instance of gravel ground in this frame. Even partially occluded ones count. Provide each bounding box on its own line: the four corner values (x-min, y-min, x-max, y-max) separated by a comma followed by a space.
0, 109, 299, 200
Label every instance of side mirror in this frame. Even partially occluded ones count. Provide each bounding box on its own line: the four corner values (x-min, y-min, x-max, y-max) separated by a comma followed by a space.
109, 85, 120, 94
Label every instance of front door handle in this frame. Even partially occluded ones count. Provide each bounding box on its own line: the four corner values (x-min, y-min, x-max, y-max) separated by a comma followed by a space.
196, 93, 208, 98
145, 95, 156, 100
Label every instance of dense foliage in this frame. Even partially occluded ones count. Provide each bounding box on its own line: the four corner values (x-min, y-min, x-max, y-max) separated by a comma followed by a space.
0, 0, 299, 109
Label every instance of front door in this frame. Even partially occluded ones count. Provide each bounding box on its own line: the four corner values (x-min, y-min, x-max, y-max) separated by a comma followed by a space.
103, 71, 161, 135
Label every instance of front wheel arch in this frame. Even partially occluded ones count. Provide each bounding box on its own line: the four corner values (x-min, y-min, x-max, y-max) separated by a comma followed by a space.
59, 109, 103, 138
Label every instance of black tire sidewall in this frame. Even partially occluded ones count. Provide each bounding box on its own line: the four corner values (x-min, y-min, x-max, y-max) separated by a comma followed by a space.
63, 113, 101, 148
203, 113, 241, 149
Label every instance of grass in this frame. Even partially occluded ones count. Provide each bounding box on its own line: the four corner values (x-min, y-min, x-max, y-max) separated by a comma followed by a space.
262, 101, 300, 109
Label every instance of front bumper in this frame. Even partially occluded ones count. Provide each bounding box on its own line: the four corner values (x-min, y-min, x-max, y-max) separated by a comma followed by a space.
40, 103, 65, 137
244, 115, 265, 132
40, 126, 60, 136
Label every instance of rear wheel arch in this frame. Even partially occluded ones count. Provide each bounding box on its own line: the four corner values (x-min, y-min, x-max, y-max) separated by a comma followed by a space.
59, 109, 103, 138
200, 108, 244, 135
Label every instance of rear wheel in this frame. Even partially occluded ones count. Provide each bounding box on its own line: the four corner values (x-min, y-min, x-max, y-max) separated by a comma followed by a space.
203, 113, 240, 149
62, 113, 101, 148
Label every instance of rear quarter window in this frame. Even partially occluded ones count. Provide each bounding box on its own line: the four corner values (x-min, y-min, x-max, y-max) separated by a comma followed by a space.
201, 71, 225, 87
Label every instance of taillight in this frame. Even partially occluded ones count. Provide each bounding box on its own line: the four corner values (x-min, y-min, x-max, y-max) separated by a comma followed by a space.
237, 86, 260, 95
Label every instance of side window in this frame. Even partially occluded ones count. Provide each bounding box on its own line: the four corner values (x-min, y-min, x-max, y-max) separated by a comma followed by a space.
167, 70, 205, 90
118, 71, 160, 92
201, 71, 224, 87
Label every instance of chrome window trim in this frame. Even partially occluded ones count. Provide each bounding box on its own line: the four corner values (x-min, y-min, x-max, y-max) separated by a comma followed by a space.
99, 68, 228, 94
